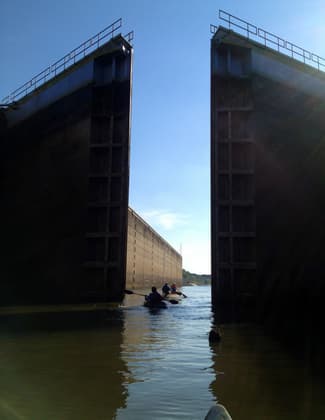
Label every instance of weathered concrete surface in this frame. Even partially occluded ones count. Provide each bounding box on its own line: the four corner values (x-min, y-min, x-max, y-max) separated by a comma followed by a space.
126, 208, 182, 291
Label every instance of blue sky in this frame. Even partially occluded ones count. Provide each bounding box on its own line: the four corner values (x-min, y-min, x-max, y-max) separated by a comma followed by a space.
1, 0, 324, 273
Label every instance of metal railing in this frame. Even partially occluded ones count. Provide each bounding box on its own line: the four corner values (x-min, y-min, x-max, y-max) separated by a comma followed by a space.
2, 18, 133, 105
124, 31, 134, 44
211, 10, 325, 73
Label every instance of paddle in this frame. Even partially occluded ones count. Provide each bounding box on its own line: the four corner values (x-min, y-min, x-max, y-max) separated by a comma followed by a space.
124, 289, 146, 297
124, 289, 179, 304
171, 290, 187, 298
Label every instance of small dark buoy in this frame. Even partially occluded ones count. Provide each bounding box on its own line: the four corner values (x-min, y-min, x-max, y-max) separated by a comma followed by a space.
209, 327, 221, 343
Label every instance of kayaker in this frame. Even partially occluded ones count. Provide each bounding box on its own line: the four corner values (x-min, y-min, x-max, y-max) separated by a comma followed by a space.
171, 283, 177, 293
162, 282, 171, 296
146, 287, 164, 304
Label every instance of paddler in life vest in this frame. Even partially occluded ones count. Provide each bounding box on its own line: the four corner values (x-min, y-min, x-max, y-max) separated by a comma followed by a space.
162, 282, 171, 296
146, 287, 164, 304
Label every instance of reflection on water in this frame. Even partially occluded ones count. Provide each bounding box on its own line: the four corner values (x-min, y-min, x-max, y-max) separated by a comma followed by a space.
0, 286, 325, 419
209, 324, 325, 419
0, 311, 128, 420
117, 287, 215, 419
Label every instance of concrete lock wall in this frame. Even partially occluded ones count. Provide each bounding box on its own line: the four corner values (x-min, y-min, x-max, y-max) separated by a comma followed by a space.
126, 208, 182, 291
0, 35, 133, 305
211, 27, 325, 325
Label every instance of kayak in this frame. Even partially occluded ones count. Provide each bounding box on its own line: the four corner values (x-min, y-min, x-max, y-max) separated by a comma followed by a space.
163, 293, 183, 303
143, 300, 168, 309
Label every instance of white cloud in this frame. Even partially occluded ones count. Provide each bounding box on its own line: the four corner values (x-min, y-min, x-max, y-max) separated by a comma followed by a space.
141, 209, 189, 231
137, 208, 211, 274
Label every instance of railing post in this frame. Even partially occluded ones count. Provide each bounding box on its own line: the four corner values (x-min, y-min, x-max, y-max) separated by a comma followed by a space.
1, 18, 125, 104
216, 9, 325, 75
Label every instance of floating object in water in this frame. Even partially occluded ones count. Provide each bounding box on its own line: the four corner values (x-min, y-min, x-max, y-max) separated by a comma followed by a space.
204, 403, 232, 420
163, 292, 183, 303
143, 300, 167, 309
124, 289, 178, 304
209, 328, 221, 343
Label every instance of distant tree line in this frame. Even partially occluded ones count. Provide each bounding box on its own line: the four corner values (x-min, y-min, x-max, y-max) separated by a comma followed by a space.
182, 269, 211, 285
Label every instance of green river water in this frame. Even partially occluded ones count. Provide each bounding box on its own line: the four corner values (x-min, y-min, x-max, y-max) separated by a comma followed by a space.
0, 285, 324, 419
